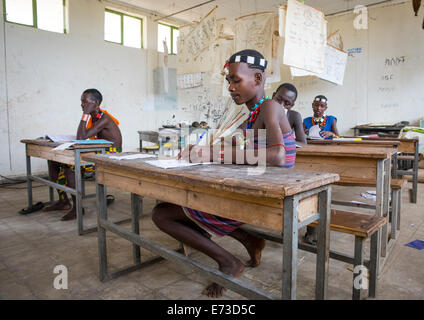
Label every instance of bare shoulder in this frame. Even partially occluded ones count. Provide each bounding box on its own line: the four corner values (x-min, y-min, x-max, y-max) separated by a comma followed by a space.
262, 99, 284, 118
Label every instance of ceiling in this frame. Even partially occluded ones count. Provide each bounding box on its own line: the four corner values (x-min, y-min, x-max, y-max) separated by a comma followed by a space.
115, 0, 401, 24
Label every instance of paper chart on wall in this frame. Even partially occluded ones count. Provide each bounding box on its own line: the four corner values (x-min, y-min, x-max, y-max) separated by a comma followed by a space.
177, 9, 217, 75
235, 12, 277, 79
290, 45, 348, 85
283, 0, 327, 74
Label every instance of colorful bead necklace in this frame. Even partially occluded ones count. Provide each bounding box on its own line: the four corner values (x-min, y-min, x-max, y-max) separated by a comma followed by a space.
246, 96, 270, 129
311, 115, 327, 130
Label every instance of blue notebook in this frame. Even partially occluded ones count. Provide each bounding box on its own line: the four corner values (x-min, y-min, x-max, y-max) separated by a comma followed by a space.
72, 139, 113, 145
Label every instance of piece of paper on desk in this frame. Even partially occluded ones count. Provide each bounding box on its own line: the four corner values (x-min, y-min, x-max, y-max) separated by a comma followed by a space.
109, 154, 157, 161
46, 134, 76, 142
308, 125, 323, 140
52, 142, 76, 151
145, 159, 213, 169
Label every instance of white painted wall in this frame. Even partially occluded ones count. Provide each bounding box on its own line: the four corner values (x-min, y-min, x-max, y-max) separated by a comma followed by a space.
0, 0, 179, 177
272, 1, 424, 136
1, 3, 11, 176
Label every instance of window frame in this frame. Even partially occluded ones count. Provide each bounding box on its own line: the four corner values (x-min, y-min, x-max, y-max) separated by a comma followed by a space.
3, 0, 68, 34
158, 22, 179, 55
104, 8, 143, 49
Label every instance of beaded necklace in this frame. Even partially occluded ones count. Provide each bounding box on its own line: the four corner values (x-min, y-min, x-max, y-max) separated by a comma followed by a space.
311, 115, 327, 130
92, 110, 104, 124
246, 96, 270, 129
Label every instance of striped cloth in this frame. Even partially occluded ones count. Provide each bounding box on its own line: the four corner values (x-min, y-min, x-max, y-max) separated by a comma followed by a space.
182, 130, 296, 237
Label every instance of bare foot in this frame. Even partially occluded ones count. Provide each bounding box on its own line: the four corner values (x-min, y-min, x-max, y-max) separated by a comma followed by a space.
60, 208, 85, 221
244, 235, 266, 268
42, 200, 71, 212
202, 260, 245, 298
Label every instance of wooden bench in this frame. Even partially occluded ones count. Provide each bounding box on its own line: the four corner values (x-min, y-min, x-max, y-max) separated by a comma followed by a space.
332, 178, 407, 258
243, 209, 386, 300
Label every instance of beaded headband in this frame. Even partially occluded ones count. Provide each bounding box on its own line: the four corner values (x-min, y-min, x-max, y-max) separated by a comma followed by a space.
314, 97, 328, 104
228, 55, 268, 70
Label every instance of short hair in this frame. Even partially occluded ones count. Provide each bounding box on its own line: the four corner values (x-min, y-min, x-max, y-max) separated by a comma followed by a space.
313, 95, 328, 104
275, 83, 298, 100
228, 49, 267, 72
83, 89, 103, 104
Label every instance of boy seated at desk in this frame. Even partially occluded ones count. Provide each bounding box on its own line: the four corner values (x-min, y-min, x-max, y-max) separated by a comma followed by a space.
43, 88, 122, 221
152, 49, 296, 298
303, 95, 339, 140
272, 83, 307, 145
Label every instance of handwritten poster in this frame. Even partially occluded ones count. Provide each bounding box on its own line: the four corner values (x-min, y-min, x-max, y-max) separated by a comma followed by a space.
235, 12, 278, 80
290, 45, 348, 85
184, 10, 216, 58
283, 0, 327, 74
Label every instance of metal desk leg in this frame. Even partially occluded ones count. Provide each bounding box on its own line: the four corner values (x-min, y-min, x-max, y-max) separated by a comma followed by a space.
316, 187, 330, 300
131, 193, 142, 265
375, 160, 384, 276
412, 142, 418, 203
49, 187, 54, 203
381, 158, 391, 258
26, 153, 33, 208
369, 232, 379, 297
74, 149, 84, 236
96, 181, 108, 281
352, 237, 364, 300
391, 189, 399, 240
282, 196, 299, 300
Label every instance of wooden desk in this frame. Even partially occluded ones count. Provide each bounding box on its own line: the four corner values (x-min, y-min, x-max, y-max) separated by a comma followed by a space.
82, 153, 339, 300
21, 139, 129, 235
354, 137, 419, 203
352, 124, 404, 137
307, 139, 400, 149
296, 144, 396, 273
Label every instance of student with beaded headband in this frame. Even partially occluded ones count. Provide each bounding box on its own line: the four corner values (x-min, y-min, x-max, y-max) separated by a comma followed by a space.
151, 49, 296, 298
303, 95, 339, 140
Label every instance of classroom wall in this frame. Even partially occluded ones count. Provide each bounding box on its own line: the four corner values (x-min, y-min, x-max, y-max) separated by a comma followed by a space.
274, 1, 424, 135
0, 0, 180, 178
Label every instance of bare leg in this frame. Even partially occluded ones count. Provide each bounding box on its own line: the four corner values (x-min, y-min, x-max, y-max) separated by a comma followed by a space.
152, 203, 245, 298
43, 161, 71, 212
305, 225, 318, 245
60, 166, 81, 221
228, 229, 266, 267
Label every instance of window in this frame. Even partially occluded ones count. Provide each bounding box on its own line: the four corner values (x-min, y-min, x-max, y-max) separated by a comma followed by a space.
104, 9, 143, 49
4, 0, 67, 34
158, 23, 179, 55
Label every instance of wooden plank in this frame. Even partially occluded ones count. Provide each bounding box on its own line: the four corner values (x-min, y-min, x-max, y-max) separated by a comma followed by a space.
21, 139, 112, 149
26, 144, 94, 165
82, 154, 339, 198
297, 145, 395, 159
97, 167, 318, 231
308, 140, 400, 148
295, 156, 377, 180
309, 210, 386, 238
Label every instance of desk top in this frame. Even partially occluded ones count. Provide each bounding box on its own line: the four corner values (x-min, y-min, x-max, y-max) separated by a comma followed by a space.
307, 139, 400, 148
297, 144, 396, 159
21, 139, 113, 149
82, 153, 339, 199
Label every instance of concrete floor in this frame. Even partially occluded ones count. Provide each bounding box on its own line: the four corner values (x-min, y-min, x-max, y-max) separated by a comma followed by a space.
0, 179, 423, 300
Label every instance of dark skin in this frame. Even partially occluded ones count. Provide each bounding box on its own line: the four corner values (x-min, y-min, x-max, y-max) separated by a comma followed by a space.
43, 93, 122, 221
153, 62, 292, 298
303, 100, 339, 139
272, 87, 307, 145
